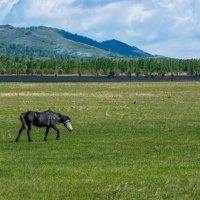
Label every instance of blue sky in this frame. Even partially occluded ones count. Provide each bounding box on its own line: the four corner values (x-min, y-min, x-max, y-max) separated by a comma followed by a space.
0, 0, 200, 58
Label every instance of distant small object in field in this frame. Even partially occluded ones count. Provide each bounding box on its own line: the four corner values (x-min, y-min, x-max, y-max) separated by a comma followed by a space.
107, 71, 115, 78
127, 71, 132, 78
15, 109, 73, 142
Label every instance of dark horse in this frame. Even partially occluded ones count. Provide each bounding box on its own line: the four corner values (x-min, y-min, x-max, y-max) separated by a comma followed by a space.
16, 109, 73, 142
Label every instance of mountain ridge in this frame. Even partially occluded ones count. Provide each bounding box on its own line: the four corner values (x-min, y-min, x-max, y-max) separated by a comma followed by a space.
0, 25, 154, 59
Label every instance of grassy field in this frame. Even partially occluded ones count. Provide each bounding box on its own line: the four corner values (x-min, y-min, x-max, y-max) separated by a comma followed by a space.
0, 82, 199, 200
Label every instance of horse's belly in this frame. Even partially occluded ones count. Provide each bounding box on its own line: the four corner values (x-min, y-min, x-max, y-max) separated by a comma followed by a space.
32, 114, 50, 127
33, 123, 46, 127
33, 119, 49, 127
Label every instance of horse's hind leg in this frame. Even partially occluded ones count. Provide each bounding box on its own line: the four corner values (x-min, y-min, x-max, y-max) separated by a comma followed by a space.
16, 126, 24, 142
27, 125, 32, 142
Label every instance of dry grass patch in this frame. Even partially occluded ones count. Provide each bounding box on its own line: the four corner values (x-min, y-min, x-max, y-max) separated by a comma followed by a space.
0, 92, 89, 97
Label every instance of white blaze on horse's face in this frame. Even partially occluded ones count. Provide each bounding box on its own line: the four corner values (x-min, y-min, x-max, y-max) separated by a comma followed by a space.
65, 120, 73, 132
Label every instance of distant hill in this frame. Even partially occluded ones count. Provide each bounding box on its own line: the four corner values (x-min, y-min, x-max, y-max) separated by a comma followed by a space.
0, 25, 154, 59
101, 39, 152, 58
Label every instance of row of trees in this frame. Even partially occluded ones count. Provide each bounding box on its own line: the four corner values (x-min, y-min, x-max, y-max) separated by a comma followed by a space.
0, 54, 200, 76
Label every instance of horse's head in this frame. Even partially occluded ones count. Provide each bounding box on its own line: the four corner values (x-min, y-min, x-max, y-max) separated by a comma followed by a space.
64, 117, 73, 132
59, 114, 73, 132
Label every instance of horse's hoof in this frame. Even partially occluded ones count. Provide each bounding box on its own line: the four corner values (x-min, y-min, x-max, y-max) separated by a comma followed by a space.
15, 140, 19, 142
44, 138, 47, 141
28, 140, 32, 142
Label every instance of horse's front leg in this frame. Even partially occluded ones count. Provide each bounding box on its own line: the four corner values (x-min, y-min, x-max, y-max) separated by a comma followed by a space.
51, 125, 60, 140
44, 126, 50, 141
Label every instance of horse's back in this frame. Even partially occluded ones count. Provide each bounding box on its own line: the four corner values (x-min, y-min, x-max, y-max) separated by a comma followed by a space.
34, 110, 58, 126
20, 110, 59, 127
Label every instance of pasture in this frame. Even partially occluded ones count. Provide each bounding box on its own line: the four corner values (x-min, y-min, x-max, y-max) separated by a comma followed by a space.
0, 82, 199, 199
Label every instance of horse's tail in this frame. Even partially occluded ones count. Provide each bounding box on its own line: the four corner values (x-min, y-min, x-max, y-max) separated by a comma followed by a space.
20, 114, 28, 130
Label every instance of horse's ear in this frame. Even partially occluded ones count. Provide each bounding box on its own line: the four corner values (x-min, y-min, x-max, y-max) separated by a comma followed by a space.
58, 113, 62, 118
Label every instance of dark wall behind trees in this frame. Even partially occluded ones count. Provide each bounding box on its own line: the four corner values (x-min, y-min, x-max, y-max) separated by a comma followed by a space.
0, 54, 200, 76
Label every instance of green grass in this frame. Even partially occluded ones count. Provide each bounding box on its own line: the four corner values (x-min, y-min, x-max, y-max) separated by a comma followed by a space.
0, 82, 200, 200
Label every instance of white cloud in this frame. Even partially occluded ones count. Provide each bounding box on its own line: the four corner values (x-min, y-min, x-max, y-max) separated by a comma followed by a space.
22, 0, 78, 19
125, 4, 155, 26
154, 0, 184, 10
0, 0, 19, 20
143, 38, 200, 59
